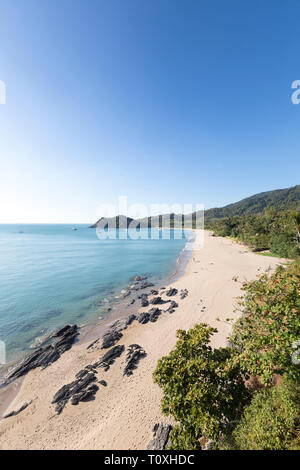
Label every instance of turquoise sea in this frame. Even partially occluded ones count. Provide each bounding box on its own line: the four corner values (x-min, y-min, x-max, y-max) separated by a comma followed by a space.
0, 225, 191, 362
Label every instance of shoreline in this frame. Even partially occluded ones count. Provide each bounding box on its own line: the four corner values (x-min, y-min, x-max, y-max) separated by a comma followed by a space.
0, 230, 194, 418
0, 231, 286, 449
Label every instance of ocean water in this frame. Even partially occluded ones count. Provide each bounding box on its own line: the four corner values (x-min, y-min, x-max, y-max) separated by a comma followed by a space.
0, 224, 191, 362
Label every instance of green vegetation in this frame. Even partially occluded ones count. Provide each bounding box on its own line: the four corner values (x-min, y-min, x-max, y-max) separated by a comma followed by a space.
153, 263, 300, 450
228, 378, 300, 450
206, 208, 300, 259
204, 184, 300, 223
153, 324, 250, 449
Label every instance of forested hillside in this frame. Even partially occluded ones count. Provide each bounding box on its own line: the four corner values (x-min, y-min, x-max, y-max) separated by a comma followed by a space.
204, 185, 300, 223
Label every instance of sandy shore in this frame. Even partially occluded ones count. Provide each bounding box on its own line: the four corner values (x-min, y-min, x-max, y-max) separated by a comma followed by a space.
0, 231, 286, 450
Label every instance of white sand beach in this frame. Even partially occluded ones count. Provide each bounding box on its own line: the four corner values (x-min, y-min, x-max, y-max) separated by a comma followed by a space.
0, 231, 286, 450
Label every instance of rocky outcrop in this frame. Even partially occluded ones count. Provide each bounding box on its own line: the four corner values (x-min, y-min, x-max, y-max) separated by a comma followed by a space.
101, 315, 136, 349
52, 343, 125, 414
110, 315, 136, 332
98, 345, 125, 371
137, 312, 150, 324
166, 300, 178, 313
141, 296, 149, 307
2, 325, 79, 386
3, 400, 32, 419
151, 290, 159, 295
147, 423, 173, 450
52, 372, 98, 414
150, 296, 164, 305
123, 344, 146, 376
101, 330, 123, 349
148, 308, 162, 322
87, 338, 100, 350
180, 288, 188, 299
137, 308, 161, 324
166, 288, 178, 297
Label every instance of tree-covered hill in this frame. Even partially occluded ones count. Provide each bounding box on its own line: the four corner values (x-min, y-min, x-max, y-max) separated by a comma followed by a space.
204, 184, 300, 222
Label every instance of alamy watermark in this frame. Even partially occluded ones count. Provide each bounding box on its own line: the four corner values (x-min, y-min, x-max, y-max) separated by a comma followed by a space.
94, 197, 204, 251
0, 80, 6, 104
291, 80, 300, 104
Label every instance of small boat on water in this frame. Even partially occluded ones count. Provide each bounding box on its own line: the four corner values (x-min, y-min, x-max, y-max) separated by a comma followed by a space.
72, 227, 78, 231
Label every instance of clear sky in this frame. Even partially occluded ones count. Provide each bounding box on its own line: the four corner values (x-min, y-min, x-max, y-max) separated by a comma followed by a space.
1, 0, 300, 223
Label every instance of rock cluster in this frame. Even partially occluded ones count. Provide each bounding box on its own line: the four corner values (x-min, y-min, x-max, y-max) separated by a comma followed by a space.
147, 423, 173, 450
52, 371, 98, 414
137, 307, 162, 324
123, 344, 146, 376
51, 343, 125, 414
101, 330, 123, 349
180, 288, 188, 299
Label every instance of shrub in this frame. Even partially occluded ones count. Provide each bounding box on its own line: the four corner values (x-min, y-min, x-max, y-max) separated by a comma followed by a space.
229, 378, 300, 450
229, 264, 300, 384
153, 324, 250, 449
270, 232, 299, 258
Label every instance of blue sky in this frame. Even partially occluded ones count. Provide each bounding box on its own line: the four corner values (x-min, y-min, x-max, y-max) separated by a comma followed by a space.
0, 0, 300, 223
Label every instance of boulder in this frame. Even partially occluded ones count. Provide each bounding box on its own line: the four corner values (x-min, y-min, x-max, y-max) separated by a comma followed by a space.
98, 344, 125, 371
180, 288, 188, 299
138, 312, 150, 324
147, 423, 173, 450
150, 296, 164, 305
166, 288, 178, 297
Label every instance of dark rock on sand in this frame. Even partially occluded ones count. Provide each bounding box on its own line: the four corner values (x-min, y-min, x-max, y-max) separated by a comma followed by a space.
3, 325, 79, 386
166, 288, 178, 297
52, 372, 98, 414
151, 290, 159, 295
101, 330, 123, 349
148, 308, 162, 322
87, 338, 100, 350
166, 300, 178, 313
98, 345, 125, 371
101, 314, 136, 349
4, 400, 32, 419
99, 380, 107, 387
180, 288, 188, 299
123, 344, 146, 376
150, 296, 164, 305
109, 314, 136, 333
147, 423, 173, 450
138, 293, 148, 299
137, 312, 150, 324
141, 298, 149, 307
138, 307, 162, 324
